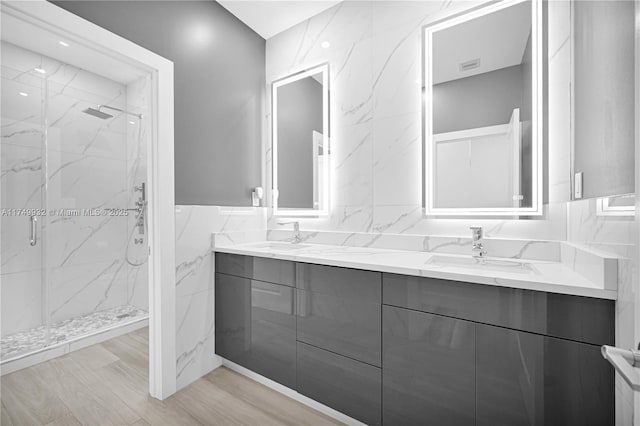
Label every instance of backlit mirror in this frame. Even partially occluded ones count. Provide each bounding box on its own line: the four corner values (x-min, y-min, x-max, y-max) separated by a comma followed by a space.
423, 0, 543, 216
272, 64, 329, 216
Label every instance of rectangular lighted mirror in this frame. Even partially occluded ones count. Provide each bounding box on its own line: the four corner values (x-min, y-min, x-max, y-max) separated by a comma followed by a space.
423, 0, 543, 216
272, 64, 329, 217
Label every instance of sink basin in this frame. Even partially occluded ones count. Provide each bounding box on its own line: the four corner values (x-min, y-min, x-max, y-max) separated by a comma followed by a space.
246, 241, 311, 251
426, 254, 536, 274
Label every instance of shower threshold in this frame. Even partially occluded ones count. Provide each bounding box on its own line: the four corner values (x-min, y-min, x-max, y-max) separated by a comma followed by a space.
1, 305, 148, 372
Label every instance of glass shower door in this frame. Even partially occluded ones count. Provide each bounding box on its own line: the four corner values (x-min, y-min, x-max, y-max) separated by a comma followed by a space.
1, 41, 49, 361
1, 40, 150, 366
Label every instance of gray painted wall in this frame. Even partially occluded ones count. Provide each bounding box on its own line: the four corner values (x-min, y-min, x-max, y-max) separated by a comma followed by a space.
432, 64, 524, 134
53, 0, 265, 206
573, 0, 635, 199
277, 77, 322, 208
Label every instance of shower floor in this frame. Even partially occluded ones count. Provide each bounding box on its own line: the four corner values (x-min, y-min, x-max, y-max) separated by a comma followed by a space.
1, 305, 148, 361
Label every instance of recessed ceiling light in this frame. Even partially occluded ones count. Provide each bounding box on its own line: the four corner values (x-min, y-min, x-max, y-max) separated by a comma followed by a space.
129, 121, 136, 125
33, 67, 46, 74
321, 41, 331, 49
58, 41, 70, 47
19, 92, 28, 97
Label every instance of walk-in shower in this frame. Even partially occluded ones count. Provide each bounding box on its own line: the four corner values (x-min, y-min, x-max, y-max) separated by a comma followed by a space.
1, 38, 151, 370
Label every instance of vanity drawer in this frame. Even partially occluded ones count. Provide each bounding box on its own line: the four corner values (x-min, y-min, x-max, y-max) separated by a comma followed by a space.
297, 341, 381, 426
296, 263, 381, 366
382, 273, 614, 345
215, 253, 295, 287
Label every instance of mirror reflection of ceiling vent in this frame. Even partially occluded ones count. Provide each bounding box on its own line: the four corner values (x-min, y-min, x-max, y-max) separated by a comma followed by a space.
459, 58, 481, 72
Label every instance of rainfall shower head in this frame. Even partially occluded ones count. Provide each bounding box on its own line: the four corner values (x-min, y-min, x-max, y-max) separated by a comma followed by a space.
82, 104, 143, 120
82, 107, 114, 120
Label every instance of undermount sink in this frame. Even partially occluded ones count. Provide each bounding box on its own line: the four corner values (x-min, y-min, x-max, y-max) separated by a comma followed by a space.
426, 254, 536, 274
247, 241, 311, 251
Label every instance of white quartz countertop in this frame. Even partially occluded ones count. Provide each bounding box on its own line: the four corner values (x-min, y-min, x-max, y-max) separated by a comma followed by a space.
213, 241, 617, 300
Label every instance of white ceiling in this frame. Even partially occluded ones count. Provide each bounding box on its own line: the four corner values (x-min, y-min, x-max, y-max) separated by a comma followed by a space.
217, 0, 342, 39
432, 1, 531, 85
1, 11, 146, 85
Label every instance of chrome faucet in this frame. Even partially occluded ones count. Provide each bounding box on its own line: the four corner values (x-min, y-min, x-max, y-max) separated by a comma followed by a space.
470, 226, 487, 258
278, 221, 301, 244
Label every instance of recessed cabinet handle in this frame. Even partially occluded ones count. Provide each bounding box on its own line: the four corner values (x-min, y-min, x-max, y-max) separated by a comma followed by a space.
29, 215, 37, 246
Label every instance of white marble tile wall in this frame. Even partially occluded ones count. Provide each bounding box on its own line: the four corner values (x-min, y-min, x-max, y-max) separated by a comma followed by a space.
265, 1, 571, 242
267, 228, 563, 261
1, 42, 145, 338
174, 205, 266, 390
566, 197, 637, 425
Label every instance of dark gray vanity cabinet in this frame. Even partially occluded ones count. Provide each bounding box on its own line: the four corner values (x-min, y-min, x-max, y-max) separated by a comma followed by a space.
214, 254, 614, 426
215, 254, 383, 425
382, 305, 476, 426
382, 273, 615, 426
296, 263, 382, 366
214, 257, 296, 388
476, 324, 614, 426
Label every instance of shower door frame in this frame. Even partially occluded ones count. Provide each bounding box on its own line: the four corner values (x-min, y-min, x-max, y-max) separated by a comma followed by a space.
1, 0, 177, 400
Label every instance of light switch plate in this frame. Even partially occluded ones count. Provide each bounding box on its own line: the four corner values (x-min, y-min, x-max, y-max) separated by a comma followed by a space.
574, 172, 583, 199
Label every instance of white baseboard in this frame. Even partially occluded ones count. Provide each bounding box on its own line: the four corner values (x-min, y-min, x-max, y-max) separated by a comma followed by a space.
220, 359, 367, 426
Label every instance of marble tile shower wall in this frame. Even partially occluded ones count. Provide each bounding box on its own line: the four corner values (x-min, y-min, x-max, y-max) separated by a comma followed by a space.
265, 0, 570, 242
1, 42, 145, 338
174, 205, 266, 390
125, 75, 150, 311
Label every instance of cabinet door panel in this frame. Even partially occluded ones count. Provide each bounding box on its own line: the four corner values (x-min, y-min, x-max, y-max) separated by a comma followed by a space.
215, 272, 296, 388
297, 342, 381, 426
296, 263, 381, 366
476, 324, 614, 426
215, 273, 250, 362
382, 306, 475, 426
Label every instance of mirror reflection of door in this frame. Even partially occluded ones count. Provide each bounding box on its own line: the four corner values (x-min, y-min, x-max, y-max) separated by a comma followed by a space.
431, 0, 533, 210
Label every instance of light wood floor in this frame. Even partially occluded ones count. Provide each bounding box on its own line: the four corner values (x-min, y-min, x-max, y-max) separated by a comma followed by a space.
1, 328, 342, 426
